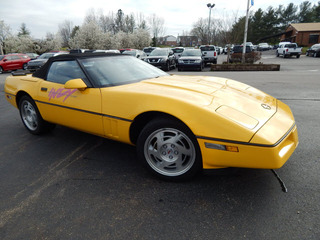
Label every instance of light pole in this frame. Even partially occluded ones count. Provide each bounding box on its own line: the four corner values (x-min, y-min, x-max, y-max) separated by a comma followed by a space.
207, 3, 215, 45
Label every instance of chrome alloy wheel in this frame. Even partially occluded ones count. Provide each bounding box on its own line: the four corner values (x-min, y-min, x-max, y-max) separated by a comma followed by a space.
21, 100, 38, 131
143, 128, 196, 177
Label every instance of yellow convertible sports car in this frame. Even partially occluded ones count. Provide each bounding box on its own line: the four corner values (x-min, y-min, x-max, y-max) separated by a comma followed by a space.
4, 53, 299, 180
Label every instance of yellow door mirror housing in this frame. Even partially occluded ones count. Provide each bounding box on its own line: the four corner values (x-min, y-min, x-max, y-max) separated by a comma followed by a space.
64, 78, 87, 90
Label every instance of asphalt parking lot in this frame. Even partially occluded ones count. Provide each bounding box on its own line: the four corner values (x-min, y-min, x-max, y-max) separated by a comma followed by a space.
0, 51, 319, 240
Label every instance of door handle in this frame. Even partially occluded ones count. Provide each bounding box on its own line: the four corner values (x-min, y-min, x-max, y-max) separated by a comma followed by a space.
41, 87, 48, 92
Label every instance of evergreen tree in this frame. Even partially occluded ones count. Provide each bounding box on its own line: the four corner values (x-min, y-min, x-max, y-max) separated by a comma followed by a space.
18, 23, 30, 37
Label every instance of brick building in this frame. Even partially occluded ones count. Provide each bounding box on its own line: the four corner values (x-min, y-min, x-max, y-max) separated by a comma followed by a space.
159, 35, 177, 46
280, 22, 320, 47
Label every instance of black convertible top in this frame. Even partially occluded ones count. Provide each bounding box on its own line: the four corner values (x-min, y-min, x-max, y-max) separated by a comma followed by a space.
32, 52, 122, 79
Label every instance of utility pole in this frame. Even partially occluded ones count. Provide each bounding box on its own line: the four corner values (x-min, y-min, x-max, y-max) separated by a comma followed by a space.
207, 3, 215, 45
242, 0, 253, 63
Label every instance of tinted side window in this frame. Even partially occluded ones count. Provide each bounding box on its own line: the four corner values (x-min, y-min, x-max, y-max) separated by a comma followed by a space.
46, 60, 87, 84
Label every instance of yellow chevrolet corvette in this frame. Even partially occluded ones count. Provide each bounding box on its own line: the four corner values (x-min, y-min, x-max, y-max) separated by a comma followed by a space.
4, 53, 299, 180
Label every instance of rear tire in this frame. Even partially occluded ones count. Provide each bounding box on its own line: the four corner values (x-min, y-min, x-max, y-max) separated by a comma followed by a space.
137, 118, 202, 181
0, 66, 3, 74
19, 95, 55, 135
22, 63, 27, 70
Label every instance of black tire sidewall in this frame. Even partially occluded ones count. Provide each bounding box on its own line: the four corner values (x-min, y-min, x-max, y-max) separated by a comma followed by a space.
137, 118, 202, 180
19, 95, 47, 135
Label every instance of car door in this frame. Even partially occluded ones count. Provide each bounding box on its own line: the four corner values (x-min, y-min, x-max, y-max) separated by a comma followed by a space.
2, 56, 15, 71
36, 60, 104, 136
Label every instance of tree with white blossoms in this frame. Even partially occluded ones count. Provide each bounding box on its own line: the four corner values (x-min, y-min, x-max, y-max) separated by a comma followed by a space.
0, 20, 11, 54
69, 21, 105, 49
131, 29, 151, 49
38, 32, 62, 52
4, 35, 34, 53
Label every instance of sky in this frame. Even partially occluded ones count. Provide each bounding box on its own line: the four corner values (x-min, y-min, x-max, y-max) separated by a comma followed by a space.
1, 0, 319, 39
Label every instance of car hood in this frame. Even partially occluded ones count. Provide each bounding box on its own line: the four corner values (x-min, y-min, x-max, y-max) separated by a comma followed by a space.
137, 75, 277, 129
28, 59, 48, 65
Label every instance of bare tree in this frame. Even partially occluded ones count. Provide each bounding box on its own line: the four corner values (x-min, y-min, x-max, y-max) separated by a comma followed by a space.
58, 20, 73, 48
124, 13, 136, 33
191, 18, 209, 44
97, 9, 114, 33
135, 12, 148, 30
148, 14, 166, 43
84, 8, 98, 24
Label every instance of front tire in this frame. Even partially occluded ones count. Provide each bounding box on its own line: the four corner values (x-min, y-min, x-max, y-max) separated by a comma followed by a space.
19, 95, 55, 134
0, 66, 3, 74
165, 61, 170, 71
137, 118, 202, 180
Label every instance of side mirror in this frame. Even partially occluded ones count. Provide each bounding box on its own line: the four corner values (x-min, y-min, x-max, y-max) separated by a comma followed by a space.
64, 78, 87, 90
3, 59, 8, 62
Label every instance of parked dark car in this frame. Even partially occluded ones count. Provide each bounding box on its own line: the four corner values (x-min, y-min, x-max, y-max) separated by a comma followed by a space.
306, 44, 320, 57
122, 49, 147, 60
177, 49, 204, 71
229, 45, 261, 63
27, 51, 68, 71
144, 48, 176, 71
0, 54, 31, 74
171, 47, 185, 63
232, 45, 253, 53
143, 47, 158, 56
25, 53, 39, 60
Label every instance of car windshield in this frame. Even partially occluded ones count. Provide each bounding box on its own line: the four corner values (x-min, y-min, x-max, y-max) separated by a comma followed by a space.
39, 53, 55, 59
181, 50, 201, 56
200, 46, 215, 51
80, 56, 168, 87
122, 51, 136, 56
143, 48, 155, 53
172, 49, 184, 53
285, 44, 297, 48
149, 49, 168, 56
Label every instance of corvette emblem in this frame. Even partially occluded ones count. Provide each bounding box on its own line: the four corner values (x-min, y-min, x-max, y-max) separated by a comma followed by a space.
261, 103, 271, 110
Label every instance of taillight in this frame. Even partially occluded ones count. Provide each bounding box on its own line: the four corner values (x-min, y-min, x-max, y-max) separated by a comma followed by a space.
286, 49, 288, 52
214, 52, 217, 57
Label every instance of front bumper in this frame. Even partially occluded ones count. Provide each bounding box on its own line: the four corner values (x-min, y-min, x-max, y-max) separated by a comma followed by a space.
178, 63, 201, 70
148, 62, 167, 69
203, 57, 217, 63
198, 124, 298, 169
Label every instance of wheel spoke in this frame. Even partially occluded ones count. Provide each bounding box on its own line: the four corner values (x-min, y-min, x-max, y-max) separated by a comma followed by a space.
143, 127, 196, 177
